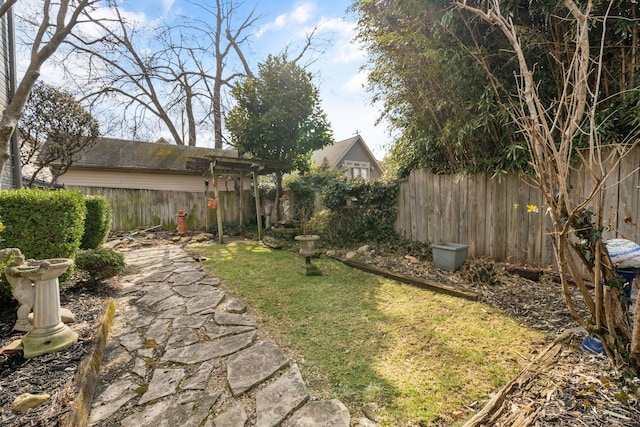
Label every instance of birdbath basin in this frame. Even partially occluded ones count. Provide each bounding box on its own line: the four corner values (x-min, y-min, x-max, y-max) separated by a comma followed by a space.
6, 258, 77, 359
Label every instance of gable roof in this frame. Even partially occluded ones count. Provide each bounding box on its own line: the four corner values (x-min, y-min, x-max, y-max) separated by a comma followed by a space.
65, 137, 240, 174
311, 135, 359, 168
311, 135, 382, 174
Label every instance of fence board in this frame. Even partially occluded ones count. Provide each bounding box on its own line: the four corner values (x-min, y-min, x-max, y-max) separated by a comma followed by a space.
408, 173, 418, 240
465, 174, 477, 257
395, 178, 409, 239
617, 149, 640, 241
458, 175, 469, 248
425, 171, 435, 243
476, 173, 489, 258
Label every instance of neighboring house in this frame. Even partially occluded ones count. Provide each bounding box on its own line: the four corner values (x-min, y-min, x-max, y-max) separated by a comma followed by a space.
51, 137, 266, 232
0, 8, 21, 189
52, 137, 246, 192
310, 135, 383, 180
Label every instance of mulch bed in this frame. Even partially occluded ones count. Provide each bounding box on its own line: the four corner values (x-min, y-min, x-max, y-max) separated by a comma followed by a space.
0, 235, 638, 426
0, 276, 118, 426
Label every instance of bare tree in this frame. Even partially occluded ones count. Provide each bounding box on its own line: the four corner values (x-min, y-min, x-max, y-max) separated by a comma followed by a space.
186, 0, 261, 148
63, 0, 262, 147
0, 0, 103, 189
454, 0, 640, 366
65, 6, 187, 144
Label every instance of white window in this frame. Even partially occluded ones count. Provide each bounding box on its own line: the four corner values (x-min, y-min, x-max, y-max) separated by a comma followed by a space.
343, 160, 370, 179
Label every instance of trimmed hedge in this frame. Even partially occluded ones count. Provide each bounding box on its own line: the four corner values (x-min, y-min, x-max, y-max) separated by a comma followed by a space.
0, 189, 86, 284
81, 195, 112, 250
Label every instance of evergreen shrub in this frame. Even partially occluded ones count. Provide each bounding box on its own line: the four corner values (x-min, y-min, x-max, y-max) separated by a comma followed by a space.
0, 189, 86, 298
75, 247, 125, 282
81, 195, 113, 249
322, 178, 399, 246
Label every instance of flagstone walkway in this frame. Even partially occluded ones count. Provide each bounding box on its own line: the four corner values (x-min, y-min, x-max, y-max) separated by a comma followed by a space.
87, 244, 351, 426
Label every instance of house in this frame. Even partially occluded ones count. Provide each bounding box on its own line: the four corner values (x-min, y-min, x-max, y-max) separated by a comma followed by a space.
310, 135, 383, 180
0, 8, 22, 189
53, 137, 246, 192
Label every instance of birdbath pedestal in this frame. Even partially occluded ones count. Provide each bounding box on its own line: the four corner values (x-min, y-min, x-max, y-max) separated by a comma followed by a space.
294, 235, 322, 276
6, 258, 77, 359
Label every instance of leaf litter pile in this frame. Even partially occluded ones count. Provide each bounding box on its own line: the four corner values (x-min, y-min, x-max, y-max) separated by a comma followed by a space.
0, 234, 638, 426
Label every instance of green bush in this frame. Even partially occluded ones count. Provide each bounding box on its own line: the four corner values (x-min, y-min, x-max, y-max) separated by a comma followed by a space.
283, 174, 316, 222
0, 189, 86, 300
81, 196, 113, 249
0, 188, 86, 262
75, 247, 125, 282
321, 178, 399, 246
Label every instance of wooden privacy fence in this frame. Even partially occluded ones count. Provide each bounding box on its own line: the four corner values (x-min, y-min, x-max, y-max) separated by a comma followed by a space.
67, 186, 248, 232
395, 148, 640, 268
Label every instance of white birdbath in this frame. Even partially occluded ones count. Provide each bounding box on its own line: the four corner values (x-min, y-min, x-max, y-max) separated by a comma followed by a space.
6, 258, 77, 359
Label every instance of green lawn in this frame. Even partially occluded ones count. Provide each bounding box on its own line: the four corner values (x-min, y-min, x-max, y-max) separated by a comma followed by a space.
192, 241, 547, 425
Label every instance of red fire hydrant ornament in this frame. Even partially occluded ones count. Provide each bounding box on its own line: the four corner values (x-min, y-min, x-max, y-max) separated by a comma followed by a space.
176, 210, 188, 235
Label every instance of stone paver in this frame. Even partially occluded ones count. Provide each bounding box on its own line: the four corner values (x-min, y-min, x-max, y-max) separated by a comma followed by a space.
212, 404, 249, 427
145, 318, 171, 343
136, 287, 174, 305
185, 288, 225, 314
256, 364, 308, 427
225, 298, 247, 314
283, 400, 351, 427
88, 244, 351, 426
121, 391, 220, 427
161, 330, 256, 364
169, 271, 208, 285
88, 376, 138, 424
215, 311, 257, 327
173, 283, 220, 298
138, 368, 185, 404
203, 323, 255, 339
182, 361, 215, 390
227, 340, 289, 396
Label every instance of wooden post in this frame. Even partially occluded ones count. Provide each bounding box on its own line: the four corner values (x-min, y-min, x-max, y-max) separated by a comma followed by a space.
238, 175, 244, 233
204, 178, 209, 232
253, 170, 263, 240
213, 171, 224, 244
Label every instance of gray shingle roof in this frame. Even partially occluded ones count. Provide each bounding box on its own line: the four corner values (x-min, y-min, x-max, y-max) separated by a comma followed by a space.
311, 135, 361, 168
68, 137, 240, 173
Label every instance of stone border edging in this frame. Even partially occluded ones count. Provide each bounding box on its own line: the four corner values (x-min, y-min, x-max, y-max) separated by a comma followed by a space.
63, 299, 116, 427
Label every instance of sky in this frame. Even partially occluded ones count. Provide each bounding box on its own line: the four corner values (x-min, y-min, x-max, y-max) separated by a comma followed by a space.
130, 0, 390, 159
16, 0, 391, 161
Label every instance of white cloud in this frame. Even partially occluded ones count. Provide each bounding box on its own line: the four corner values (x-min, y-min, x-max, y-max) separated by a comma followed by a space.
160, 0, 176, 14
256, 2, 316, 38
305, 17, 363, 64
344, 70, 369, 93
291, 3, 315, 23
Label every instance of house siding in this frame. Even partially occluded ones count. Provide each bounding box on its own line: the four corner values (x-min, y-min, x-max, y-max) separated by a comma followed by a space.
0, 7, 16, 189
57, 169, 249, 192
339, 144, 382, 179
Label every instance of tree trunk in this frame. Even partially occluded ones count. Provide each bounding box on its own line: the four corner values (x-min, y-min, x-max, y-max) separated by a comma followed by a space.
274, 170, 284, 223
213, 77, 223, 149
